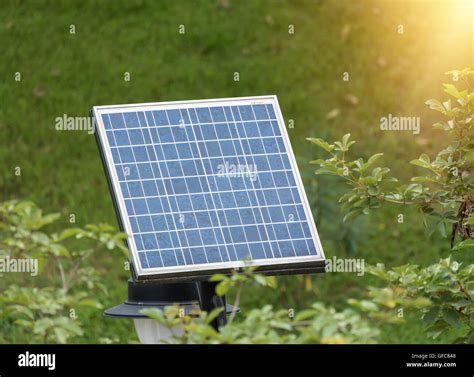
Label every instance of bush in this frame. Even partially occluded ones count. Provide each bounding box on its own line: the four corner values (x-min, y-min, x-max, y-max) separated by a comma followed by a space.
0, 200, 127, 343
307, 69, 473, 343
143, 265, 428, 344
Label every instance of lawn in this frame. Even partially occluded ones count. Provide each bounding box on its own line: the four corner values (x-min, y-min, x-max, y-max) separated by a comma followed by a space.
0, 0, 472, 343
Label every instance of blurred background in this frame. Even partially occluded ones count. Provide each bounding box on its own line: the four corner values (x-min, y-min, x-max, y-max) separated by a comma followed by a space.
0, 0, 472, 343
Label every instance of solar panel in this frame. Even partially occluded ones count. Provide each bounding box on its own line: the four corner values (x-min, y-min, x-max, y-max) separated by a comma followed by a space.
92, 96, 325, 280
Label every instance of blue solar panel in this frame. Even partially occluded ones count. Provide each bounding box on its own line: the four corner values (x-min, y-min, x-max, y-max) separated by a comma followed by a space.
93, 96, 325, 279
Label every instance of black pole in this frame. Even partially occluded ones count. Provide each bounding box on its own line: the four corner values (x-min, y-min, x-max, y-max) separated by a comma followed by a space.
196, 281, 227, 330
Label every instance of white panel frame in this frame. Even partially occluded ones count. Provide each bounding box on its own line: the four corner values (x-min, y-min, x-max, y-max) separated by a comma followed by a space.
92, 96, 325, 279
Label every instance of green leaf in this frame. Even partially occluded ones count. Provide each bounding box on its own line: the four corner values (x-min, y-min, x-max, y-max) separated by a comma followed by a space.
14, 319, 34, 329
411, 176, 437, 183
11, 306, 35, 320
452, 239, 474, 251
294, 309, 317, 321
425, 99, 446, 113
426, 321, 449, 339
315, 165, 340, 176
209, 274, 227, 282
254, 274, 268, 286
141, 308, 167, 325
343, 208, 362, 222
432, 122, 452, 131
367, 153, 384, 165
423, 306, 439, 326
365, 263, 390, 281
356, 153, 384, 174
441, 307, 462, 328
205, 307, 225, 325
443, 84, 466, 100
79, 299, 102, 308
468, 331, 474, 344
360, 176, 377, 185
410, 157, 432, 170
309, 159, 325, 165
367, 186, 380, 196
49, 244, 70, 257
420, 153, 430, 163
265, 276, 278, 289
215, 280, 229, 296
450, 299, 470, 309
437, 221, 447, 238
306, 138, 335, 153
340, 133, 355, 151
465, 215, 474, 225
58, 228, 83, 240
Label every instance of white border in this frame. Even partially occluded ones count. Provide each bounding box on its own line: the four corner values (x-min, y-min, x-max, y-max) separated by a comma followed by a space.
93, 96, 325, 278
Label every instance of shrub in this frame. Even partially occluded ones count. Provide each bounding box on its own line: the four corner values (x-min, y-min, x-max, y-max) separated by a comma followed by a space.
143, 265, 427, 344
307, 69, 473, 343
0, 200, 127, 343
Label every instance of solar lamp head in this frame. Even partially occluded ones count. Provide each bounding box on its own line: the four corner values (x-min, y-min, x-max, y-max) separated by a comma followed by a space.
104, 279, 237, 343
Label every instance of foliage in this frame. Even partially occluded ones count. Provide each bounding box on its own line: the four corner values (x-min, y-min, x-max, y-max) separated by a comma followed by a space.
0, 200, 127, 343
143, 265, 429, 344
367, 258, 473, 343
307, 69, 473, 247
307, 69, 474, 343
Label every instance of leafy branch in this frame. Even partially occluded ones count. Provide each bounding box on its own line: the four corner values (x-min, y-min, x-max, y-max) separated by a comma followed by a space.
307, 69, 473, 248
0, 200, 128, 343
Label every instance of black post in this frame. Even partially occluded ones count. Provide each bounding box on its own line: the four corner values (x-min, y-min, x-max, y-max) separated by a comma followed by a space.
196, 281, 227, 330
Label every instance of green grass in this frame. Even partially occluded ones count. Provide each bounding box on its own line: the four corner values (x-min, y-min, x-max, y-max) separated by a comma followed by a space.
0, 0, 472, 343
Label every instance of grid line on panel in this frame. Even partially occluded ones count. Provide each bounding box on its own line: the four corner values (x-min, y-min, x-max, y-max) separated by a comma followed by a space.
263, 104, 315, 257
118, 168, 293, 183
123, 185, 299, 201
162, 108, 206, 265
217, 106, 261, 259
179, 107, 221, 264
107, 114, 152, 270
263, 104, 313, 256
105, 118, 278, 132
225, 105, 278, 260
134, 236, 314, 255
161, 109, 194, 262
112, 151, 288, 166
185, 107, 230, 263
108, 134, 284, 148
123, 112, 170, 268
186, 109, 238, 260
237, 105, 284, 258
161, 106, 213, 263
131, 114, 170, 267
129, 202, 304, 218
140, 111, 189, 266
230, 106, 278, 259
147, 111, 187, 266
184, 107, 242, 261
134, 219, 309, 236
178, 108, 222, 262
249, 104, 296, 258
208, 107, 260, 261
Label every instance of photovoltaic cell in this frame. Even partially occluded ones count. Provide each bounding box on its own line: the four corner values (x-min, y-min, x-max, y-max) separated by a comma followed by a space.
93, 96, 325, 279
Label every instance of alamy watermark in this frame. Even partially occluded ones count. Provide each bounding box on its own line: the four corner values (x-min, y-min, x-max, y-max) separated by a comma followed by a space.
0, 256, 38, 276
55, 115, 94, 134
325, 256, 365, 276
380, 114, 420, 135
216, 161, 258, 182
